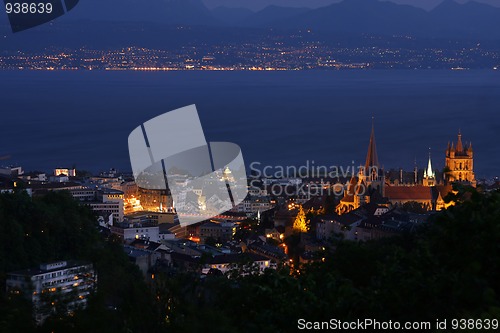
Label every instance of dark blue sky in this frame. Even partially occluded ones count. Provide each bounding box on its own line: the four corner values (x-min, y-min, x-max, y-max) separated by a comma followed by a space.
203, 0, 500, 11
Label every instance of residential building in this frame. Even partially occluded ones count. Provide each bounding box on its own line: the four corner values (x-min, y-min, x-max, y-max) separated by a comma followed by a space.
54, 168, 76, 177
124, 241, 172, 277
88, 201, 124, 223
49, 174, 69, 183
233, 195, 273, 214
5, 261, 96, 325
110, 222, 160, 242
246, 241, 287, 264
125, 211, 176, 225
316, 212, 364, 241
199, 220, 235, 244
201, 253, 272, 275
0, 165, 23, 176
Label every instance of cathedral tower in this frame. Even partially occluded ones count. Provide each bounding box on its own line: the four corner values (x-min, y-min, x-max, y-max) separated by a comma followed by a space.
445, 131, 476, 187
336, 120, 384, 215
360, 119, 384, 196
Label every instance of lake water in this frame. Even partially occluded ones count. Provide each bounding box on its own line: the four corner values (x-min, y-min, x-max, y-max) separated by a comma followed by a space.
0, 70, 499, 178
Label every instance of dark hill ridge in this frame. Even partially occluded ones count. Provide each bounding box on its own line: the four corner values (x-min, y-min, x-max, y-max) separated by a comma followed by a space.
211, 6, 255, 25
272, 0, 500, 38
64, 0, 216, 25
2, 0, 500, 40
245, 6, 310, 27
274, 0, 431, 35
429, 0, 500, 38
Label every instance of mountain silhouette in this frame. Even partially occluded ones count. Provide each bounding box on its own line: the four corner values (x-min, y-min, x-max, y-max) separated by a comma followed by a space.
264, 0, 500, 39
273, 0, 430, 35
429, 0, 500, 38
65, 0, 215, 25
52, 0, 500, 39
211, 6, 254, 25
245, 5, 310, 27
3, 0, 500, 41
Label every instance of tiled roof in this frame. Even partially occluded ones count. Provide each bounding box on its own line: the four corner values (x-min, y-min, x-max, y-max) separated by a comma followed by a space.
385, 186, 432, 201
207, 253, 269, 265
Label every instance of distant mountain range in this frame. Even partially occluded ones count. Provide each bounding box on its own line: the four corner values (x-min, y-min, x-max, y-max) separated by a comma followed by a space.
2, 0, 500, 40
66, 0, 500, 39
64, 0, 216, 25
265, 0, 500, 39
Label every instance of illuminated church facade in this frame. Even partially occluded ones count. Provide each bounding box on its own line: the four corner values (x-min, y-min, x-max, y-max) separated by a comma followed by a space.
335, 122, 385, 215
336, 126, 475, 215
445, 131, 476, 187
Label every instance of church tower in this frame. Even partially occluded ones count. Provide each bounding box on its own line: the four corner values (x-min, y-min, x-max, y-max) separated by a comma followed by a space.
423, 149, 436, 187
360, 119, 384, 196
445, 131, 476, 187
336, 120, 384, 215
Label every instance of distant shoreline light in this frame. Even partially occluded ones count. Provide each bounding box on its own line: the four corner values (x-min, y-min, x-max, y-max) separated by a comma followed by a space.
2, 67, 499, 71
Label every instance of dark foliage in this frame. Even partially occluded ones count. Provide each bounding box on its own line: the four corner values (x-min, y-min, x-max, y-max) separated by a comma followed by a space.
0, 191, 159, 333
154, 188, 500, 332
2, 188, 500, 332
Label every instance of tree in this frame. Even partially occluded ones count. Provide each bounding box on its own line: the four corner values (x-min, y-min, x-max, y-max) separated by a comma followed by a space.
3, 188, 500, 332
442, 166, 451, 183
293, 206, 309, 233
323, 194, 338, 215
402, 201, 427, 214
0, 191, 159, 333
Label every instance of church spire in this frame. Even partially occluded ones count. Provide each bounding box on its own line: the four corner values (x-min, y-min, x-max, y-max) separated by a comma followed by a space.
423, 148, 436, 186
426, 148, 435, 178
365, 117, 379, 170
456, 130, 464, 153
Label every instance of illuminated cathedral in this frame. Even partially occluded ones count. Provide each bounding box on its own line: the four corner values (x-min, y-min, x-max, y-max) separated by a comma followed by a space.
445, 131, 476, 187
336, 125, 475, 215
335, 121, 385, 215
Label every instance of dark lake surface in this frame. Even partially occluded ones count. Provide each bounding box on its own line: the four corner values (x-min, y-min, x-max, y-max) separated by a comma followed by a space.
0, 70, 498, 178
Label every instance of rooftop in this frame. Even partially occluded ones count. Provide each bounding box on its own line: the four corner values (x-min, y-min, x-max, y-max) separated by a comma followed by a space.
7, 260, 92, 277
385, 185, 433, 201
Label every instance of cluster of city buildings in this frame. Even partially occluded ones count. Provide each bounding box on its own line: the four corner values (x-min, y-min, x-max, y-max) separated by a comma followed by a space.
0, 165, 284, 324
1, 34, 499, 71
2, 123, 498, 324
5, 261, 96, 325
